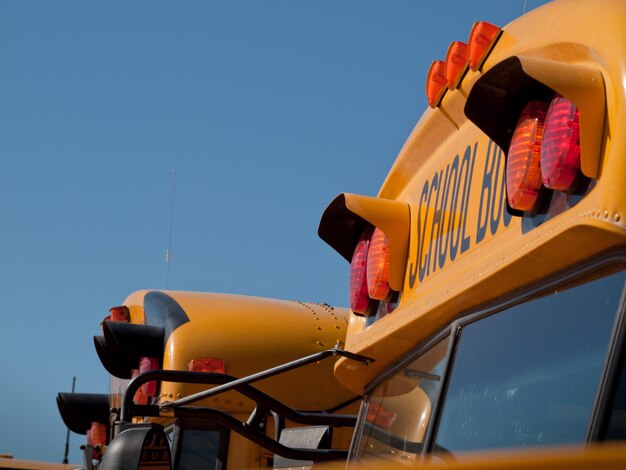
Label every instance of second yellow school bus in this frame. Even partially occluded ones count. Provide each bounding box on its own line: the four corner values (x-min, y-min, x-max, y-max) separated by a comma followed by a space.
59, 290, 360, 469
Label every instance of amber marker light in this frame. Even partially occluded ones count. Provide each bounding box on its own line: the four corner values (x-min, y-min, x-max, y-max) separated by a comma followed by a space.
131, 369, 148, 405
445, 41, 468, 90
426, 60, 447, 108
468, 21, 501, 71
366, 228, 391, 301
506, 101, 549, 212
188, 358, 226, 374
90, 422, 107, 448
541, 95, 582, 191
139, 356, 160, 398
109, 305, 130, 322
366, 402, 397, 429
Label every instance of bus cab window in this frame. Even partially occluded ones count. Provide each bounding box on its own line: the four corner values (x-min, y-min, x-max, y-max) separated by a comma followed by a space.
433, 270, 626, 455
353, 337, 450, 464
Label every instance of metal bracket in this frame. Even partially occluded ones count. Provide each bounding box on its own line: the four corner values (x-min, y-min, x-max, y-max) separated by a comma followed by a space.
163, 343, 373, 409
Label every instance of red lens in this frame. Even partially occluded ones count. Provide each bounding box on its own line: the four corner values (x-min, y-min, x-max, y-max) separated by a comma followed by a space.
350, 228, 374, 314
506, 100, 549, 212
109, 306, 130, 322
366, 228, 391, 301
139, 357, 159, 397
541, 95, 581, 191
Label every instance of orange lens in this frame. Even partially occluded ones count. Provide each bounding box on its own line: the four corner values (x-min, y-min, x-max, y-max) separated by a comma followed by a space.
426, 60, 447, 108
109, 306, 130, 322
90, 422, 107, 447
468, 21, 501, 71
445, 41, 468, 90
131, 369, 148, 405
506, 101, 549, 212
366, 402, 397, 429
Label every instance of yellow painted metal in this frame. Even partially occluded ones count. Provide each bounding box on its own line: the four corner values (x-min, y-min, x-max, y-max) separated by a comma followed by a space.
317, 443, 626, 469
122, 290, 355, 412
0, 458, 78, 470
319, 193, 411, 291
324, 0, 626, 393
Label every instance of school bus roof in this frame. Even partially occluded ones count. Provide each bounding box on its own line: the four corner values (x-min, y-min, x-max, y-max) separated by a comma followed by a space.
322, 0, 626, 392
118, 290, 356, 411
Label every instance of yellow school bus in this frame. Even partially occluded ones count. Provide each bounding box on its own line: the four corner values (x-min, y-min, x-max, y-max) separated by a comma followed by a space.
58, 1, 626, 468
316, 0, 626, 466
58, 290, 360, 469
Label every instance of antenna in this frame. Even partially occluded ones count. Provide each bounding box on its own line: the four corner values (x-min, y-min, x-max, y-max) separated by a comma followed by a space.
166, 169, 176, 289
62, 376, 76, 464
524, 0, 528, 14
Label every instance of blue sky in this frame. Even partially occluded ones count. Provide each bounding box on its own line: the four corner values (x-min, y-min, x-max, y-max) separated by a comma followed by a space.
0, 1, 548, 464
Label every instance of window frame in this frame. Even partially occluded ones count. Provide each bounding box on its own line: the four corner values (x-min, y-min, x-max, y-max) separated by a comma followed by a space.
587, 262, 626, 442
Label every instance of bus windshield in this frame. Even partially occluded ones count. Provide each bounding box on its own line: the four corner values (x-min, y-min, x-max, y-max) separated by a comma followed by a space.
353, 268, 626, 463
434, 270, 624, 455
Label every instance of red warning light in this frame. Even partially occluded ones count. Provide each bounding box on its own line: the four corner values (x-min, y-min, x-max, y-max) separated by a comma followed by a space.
541, 95, 581, 191
349, 228, 375, 315
506, 101, 549, 212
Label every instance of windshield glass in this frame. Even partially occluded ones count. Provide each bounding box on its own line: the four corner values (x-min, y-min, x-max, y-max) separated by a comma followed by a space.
353, 337, 450, 465
434, 270, 625, 455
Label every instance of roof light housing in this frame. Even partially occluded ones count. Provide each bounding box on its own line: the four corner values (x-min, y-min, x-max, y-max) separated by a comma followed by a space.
56, 393, 110, 435
94, 321, 164, 379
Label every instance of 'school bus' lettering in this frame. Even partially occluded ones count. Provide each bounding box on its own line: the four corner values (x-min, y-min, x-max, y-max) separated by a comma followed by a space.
409, 139, 511, 288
